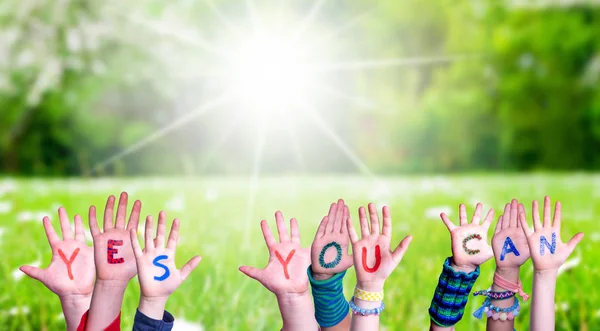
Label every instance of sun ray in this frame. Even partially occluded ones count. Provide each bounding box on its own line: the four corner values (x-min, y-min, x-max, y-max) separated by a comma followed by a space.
91, 93, 230, 174
301, 102, 375, 177
198, 116, 241, 173
313, 54, 484, 72
246, 0, 262, 34
292, 0, 327, 39
204, 0, 243, 37
308, 5, 378, 50
243, 124, 267, 244
285, 120, 306, 170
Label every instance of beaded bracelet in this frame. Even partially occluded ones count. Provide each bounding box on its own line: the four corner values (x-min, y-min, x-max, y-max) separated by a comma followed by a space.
473, 297, 520, 321
349, 296, 385, 316
473, 290, 515, 301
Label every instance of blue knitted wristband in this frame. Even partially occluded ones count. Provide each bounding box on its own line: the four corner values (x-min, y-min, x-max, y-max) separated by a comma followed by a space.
307, 266, 349, 327
429, 257, 480, 327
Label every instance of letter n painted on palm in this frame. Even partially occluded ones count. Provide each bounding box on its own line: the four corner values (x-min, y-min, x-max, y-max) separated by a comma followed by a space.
540, 232, 556, 256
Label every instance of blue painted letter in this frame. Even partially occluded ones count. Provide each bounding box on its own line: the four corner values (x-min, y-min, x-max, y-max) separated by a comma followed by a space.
500, 237, 520, 261
153, 255, 170, 281
540, 232, 556, 256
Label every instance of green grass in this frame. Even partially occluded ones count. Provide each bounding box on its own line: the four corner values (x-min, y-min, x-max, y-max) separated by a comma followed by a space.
1, 174, 599, 330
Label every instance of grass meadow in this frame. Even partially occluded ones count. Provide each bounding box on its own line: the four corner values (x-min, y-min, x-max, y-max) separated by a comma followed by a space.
0, 174, 599, 330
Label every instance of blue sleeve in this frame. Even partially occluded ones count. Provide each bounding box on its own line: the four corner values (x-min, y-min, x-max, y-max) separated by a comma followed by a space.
132, 309, 174, 331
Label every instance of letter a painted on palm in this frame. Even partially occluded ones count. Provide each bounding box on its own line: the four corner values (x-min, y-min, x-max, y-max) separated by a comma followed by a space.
500, 237, 520, 261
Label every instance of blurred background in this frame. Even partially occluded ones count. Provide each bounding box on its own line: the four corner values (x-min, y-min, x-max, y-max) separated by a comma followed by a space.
1, 0, 599, 330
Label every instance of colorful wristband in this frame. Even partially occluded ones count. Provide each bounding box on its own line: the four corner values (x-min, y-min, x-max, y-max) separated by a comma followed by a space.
354, 287, 384, 302
349, 296, 385, 316
307, 266, 349, 327
428, 257, 480, 327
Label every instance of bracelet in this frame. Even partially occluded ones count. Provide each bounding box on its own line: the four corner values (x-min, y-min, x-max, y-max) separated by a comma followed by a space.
429, 257, 480, 327
493, 273, 529, 301
354, 287, 384, 302
473, 290, 515, 300
349, 296, 385, 316
473, 297, 520, 321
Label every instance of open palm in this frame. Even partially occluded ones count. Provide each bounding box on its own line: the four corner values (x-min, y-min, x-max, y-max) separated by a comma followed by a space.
20, 207, 95, 298
130, 212, 201, 299
310, 199, 353, 278
440, 203, 494, 269
240, 212, 311, 295
518, 196, 584, 271
492, 200, 530, 269
90, 192, 140, 282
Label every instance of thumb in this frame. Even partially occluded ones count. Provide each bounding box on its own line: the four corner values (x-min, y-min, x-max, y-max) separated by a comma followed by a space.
391, 235, 413, 265
20, 266, 45, 282
180, 256, 202, 281
565, 232, 584, 256
239, 266, 262, 281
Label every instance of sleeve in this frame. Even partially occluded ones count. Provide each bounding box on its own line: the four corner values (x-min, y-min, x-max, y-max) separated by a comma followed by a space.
132, 309, 175, 331
76, 310, 121, 331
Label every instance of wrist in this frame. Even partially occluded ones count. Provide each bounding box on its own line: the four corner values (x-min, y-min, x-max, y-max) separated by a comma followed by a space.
95, 279, 129, 292
356, 281, 384, 292
450, 257, 477, 273
276, 290, 312, 307
534, 268, 558, 278
139, 296, 169, 320
494, 267, 520, 283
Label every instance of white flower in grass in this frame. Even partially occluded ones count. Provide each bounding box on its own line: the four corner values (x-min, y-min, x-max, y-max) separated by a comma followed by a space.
557, 256, 581, 277
0, 179, 17, 196
590, 232, 600, 242
0, 201, 12, 214
8, 306, 30, 315
17, 211, 48, 222
205, 188, 219, 202
13, 260, 40, 281
173, 318, 204, 331
554, 302, 569, 311
425, 206, 452, 220
166, 195, 185, 212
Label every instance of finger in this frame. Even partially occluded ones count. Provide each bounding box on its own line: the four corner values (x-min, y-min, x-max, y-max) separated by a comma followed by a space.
115, 192, 129, 229
261, 220, 277, 249
368, 203, 380, 235
481, 208, 495, 229
501, 203, 510, 230
543, 196, 551, 228
19, 266, 45, 282
553, 201, 562, 229
439, 213, 456, 232
333, 199, 345, 233
275, 211, 290, 242
517, 204, 525, 228
126, 200, 142, 231
166, 218, 180, 251
459, 204, 468, 226
518, 212, 533, 237
180, 255, 202, 281
471, 203, 482, 225
510, 199, 518, 228
565, 232, 584, 255
341, 205, 350, 234
532, 200, 542, 231
315, 216, 329, 240
144, 215, 154, 251
74, 214, 85, 242
494, 215, 503, 235
382, 206, 392, 237
239, 266, 262, 281
155, 211, 167, 248
89, 206, 101, 237
391, 235, 413, 265
325, 203, 337, 233
290, 218, 301, 244
346, 217, 359, 244
129, 228, 143, 258
42, 216, 60, 248
103, 195, 115, 231
359, 206, 370, 238
58, 207, 73, 241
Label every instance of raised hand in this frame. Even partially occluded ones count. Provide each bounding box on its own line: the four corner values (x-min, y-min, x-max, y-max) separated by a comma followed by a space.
130, 212, 201, 319
89, 192, 140, 282
518, 196, 584, 271
21, 207, 95, 298
492, 199, 530, 270
346, 203, 412, 292
239, 211, 311, 295
310, 199, 353, 280
440, 203, 494, 271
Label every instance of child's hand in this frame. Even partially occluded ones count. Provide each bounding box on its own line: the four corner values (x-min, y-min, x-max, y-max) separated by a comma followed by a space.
492, 199, 530, 270
310, 199, 353, 280
518, 196, 584, 272
89, 192, 141, 283
440, 203, 494, 271
346, 203, 412, 292
239, 212, 311, 296
130, 212, 201, 302
20, 207, 95, 299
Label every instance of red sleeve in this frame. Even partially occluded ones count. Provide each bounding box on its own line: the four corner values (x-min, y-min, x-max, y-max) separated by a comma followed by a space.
77, 309, 121, 331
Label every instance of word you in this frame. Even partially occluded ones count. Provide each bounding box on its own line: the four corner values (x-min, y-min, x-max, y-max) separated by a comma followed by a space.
462, 234, 482, 255
540, 232, 556, 256
318, 242, 342, 269
361, 245, 381, 273
58, 248, 80, 280
275, 249, 296, 279
107, 239, 124, 264
153, 255, 170, 281
500, 237, 520, 261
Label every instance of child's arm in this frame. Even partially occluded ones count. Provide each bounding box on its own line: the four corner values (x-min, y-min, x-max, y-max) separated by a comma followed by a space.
239, 212, 319, 331
308, 199, 354, 331
129, 212, 201, 330
430, 203, 494, 331
345, 203, 412, 331
518, 196, 584, 331
485, 200, 531, 331
86, 192, 141, 330
20, 208, 95, 331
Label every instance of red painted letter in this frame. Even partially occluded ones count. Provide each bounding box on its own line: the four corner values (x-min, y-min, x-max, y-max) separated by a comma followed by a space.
107, 239, 124, 264
275, 249, 296, 279
58, 248, 80, 280
361, 245, 381, 273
